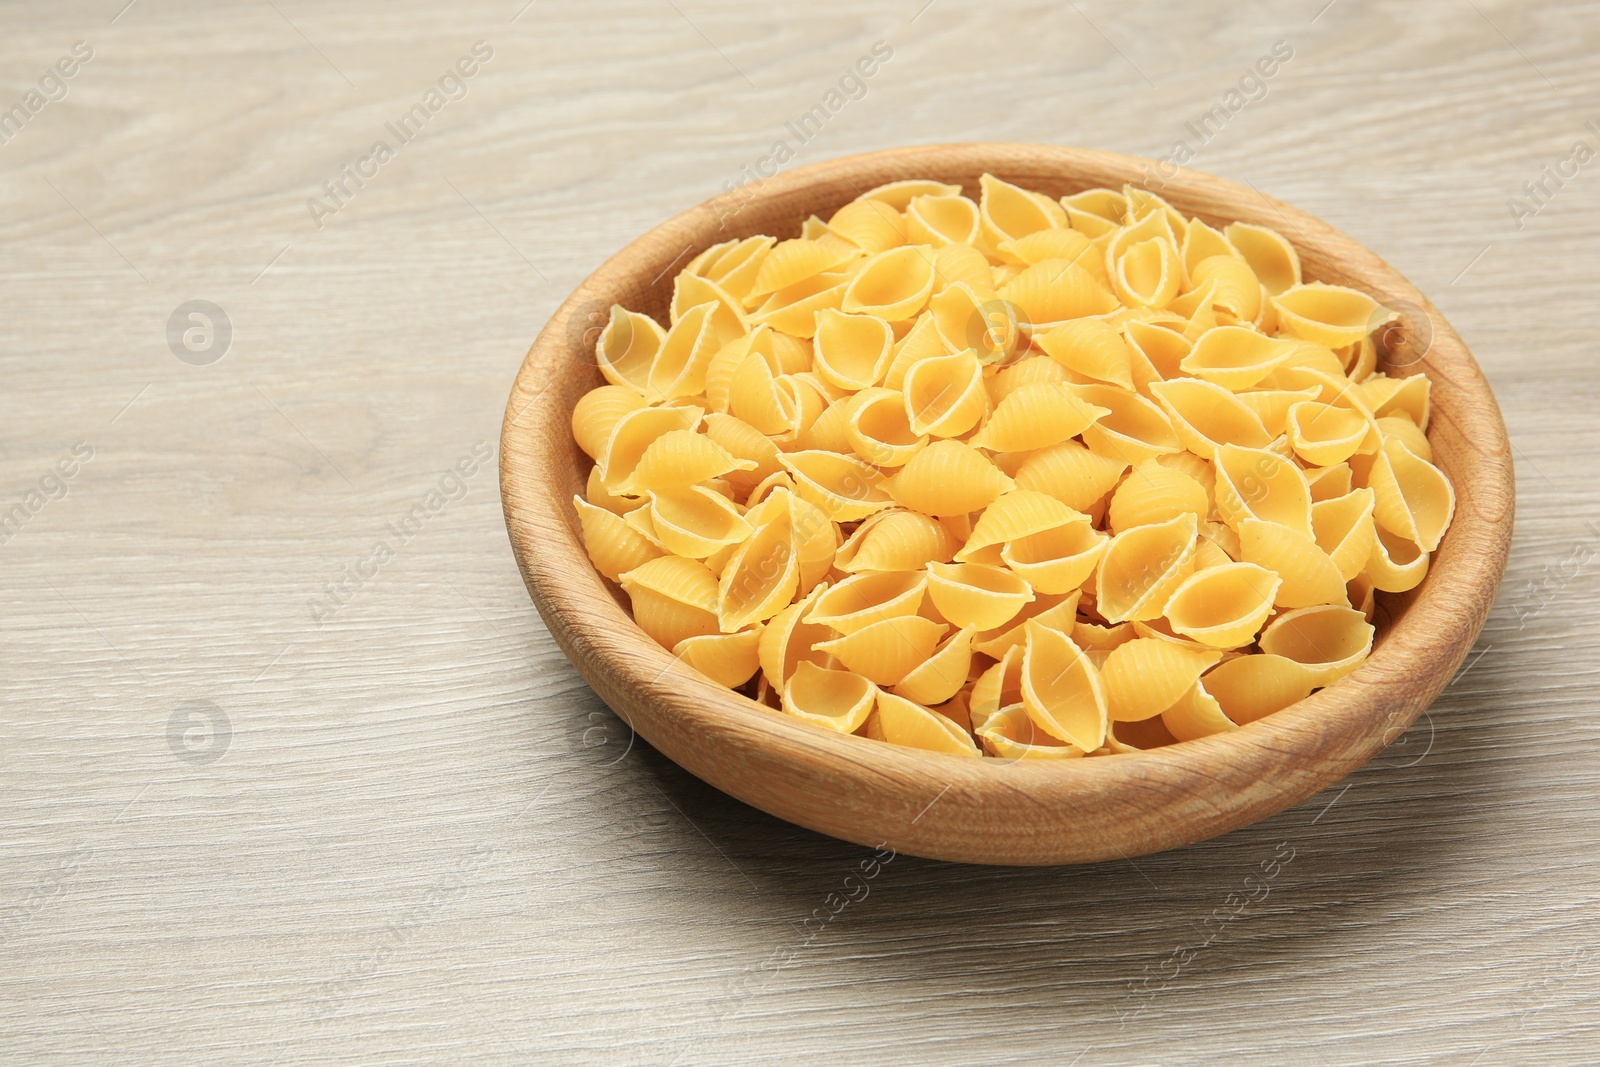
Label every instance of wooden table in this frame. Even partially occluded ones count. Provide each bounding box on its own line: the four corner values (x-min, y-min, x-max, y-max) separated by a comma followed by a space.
3, 1, 1596, 1063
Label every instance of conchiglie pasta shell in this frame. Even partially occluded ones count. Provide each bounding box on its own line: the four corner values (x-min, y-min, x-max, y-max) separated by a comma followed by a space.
759, 582, 835, 687
977, 704, 1085, 759
858, 178, 964, 209
925, 562, 1035, 631
1223, 222, 1301, 296
959, 490, 1084, 560
1236, 386, 1321, 438
1147, 378, 1272, 458
841, 245, 937, 321
1095, 512, 1198, 623
971, 590, 1080, 660
1202, 654, 1317, 724
843, 387, 926, 467
1161, 562, 1280, 647
1100, 638, 1221, 721
816, 615, 947, 686
673, 627, 762, 688
1161, 679, 1237, 741
1258, 604, 1374, 686
885, 440, 1015, 516
1020, 621, 1107, 751
979, 173, 1066, 246
749, 273, 848, 338
1074, 383, 1181, 464
804, 570, 926, 635
627, 429, 756, 493
903, 348, 987, 437
881, 313, 949, 391
1376, 415, 1432, 461
782, 661, 877, 734
1036, 318, 1135, 389
619, 555, 721, 649
1364, 524, 1429, 592
573, 496, 663, 581
829, 198, 907, 253
997, 227, 1095, 267
643, 486, 752, 558
931, 244, 995, 294
1013, 441, 1129, 511
1180, 326, 1299, 390
1190, 254, 1262, 322
812, 308, 896, 390
1362, 374, 1431, 429
998, 259, 1118, 324
571, 386, 648, 461
1001, 518, 1108, 594
986, 354, 1071, 405
904, 193, 981, 247
929, 283, 1024, 365
703, 412, 783, 493
1060, 187, 1126, 236
716, 504, 798, 633
1238, 518, 1348, 608
779, 450, 893, 522
1180, 219, 1238, 277
1365, 438, 1455, 552
891, 627, 978, 707
971, 381, 1109, 452
1112, 235, 1182, 308
1270, 282, 1385, 348
1312, 488, 1378, 581
1107, 460, 1209, 531
836, 509, 957, 573
874, 691, 980, 756
597, 404, 704, 490
1286, 401, 1371, 467
1212, 443, 1313, 537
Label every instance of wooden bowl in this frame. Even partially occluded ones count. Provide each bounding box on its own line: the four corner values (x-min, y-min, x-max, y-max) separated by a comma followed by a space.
500, 143, 1513, 866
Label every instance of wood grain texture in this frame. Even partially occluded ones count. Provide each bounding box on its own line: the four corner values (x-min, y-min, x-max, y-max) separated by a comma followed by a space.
1, 0, 1596, 1063
501, 142, 1514, 866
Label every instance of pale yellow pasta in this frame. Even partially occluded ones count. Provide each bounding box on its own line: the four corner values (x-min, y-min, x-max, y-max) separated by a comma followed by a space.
1148, 378, 1272, 457
783, 661, 876, 734
1100, 638, 1221, 722
674, 627, 762, 688
903, 348, 988, 437
1161, 562, 1280, 647
565, 173, 1451, 758
841, 246, 936, 321
971, 381, 1109, 452
925, 562, 1035, 631
885, 440, 1015, 516
1020, 621, 1107, 751
874, 691, 981, 756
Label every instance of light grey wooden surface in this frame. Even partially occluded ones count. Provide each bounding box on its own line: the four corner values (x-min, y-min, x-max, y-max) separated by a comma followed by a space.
2, 0, 1597, 1063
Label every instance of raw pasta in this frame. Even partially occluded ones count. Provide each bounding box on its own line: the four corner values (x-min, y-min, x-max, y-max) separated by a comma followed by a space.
568, 174, 1454, 759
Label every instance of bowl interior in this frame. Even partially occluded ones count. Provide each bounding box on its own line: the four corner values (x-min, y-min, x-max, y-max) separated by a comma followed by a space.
501, 143, 1513, 865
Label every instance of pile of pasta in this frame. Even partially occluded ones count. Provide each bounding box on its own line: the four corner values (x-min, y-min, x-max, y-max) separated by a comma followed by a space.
569, 174, 1455, 759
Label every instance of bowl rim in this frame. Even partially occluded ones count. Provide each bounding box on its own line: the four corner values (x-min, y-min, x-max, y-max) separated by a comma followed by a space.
500, 142, 1514, 865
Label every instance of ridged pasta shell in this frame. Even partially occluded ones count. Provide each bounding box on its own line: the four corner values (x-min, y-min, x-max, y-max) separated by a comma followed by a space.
673, 627, 762, 688
1259, 604, 1375, 686
671, 274, 747, 346
891, 627, 978, 707
931, 243, 995, 294
1113, 235, 1182, 308
976, 704, 1085, 760
716, 499, 798, 632
1190, 254, 1262, 322
1180, 219, 1238, 277
829, 199, 907, 254
1212, 443, 1314, 537
749, 238, 857, 300
959, 490, 1083, 559
842, 246, 937, 322
904, 348, 987, 437
1202, 654, 1316, 724
626, 429, 756, 494
1019, 621, 1107, 751
1100, 638, 1221, 721
597, 404, 704, 490
1161, 562, 1280, 647
979, 173, 1066, 246
1060, 187, 1126, 237
836, 509, 957, 573
804, 570, 926, 635
971, 590, 1080, 660
573, 496, 663, 581
1376, 415, 1432, 462
904, 194, 981, 247
1013, 441, 1128, 511
873, 691, 980, 756
1271, 282, 1386, 348
643, 486, 752, 559
812, 308, 895, 390
880, 313, 948, 391
1238, 518, 1348, 608
1107, 460, 1209, 532
1311, 488, 1378, 581
1365, 438, 1455, 553
969, 646, 1023, 731
619, 555, 721, 649
749, 272, 849, 338
1074, 383, 1181, 464
997, 227, 1094, 267
572, 386, 648, 461
997, 259, 1118, 324
1364, 525, 1429, 592
782, 661, 877, 734
1036, 319, 1135, 389
971, 381, 1110, 452
595, 306, 667, 394
1148, 378, 1272, 458
1236, 385, 1322, 438
925, 562, 1035, 631
858, 179, 964, 209
1095, 512, 1198, 623
845, 387, 927, 467
929, 283, 1025, 365
885, 440, 1015, 516
1362, 374, 1431, 429
986, 354, 1070, 405
1161, 679, 1237, 741
759, 581, 835, 687
1001, 518, 1108, 595
778, 449, 892, 521
1180, 326, 1299, 390
688, 235, 774, 302
703, 413, 783, 496
816, 615, 947, 686
1224, 222, 1301, 296
1286, 401, 1371, 467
